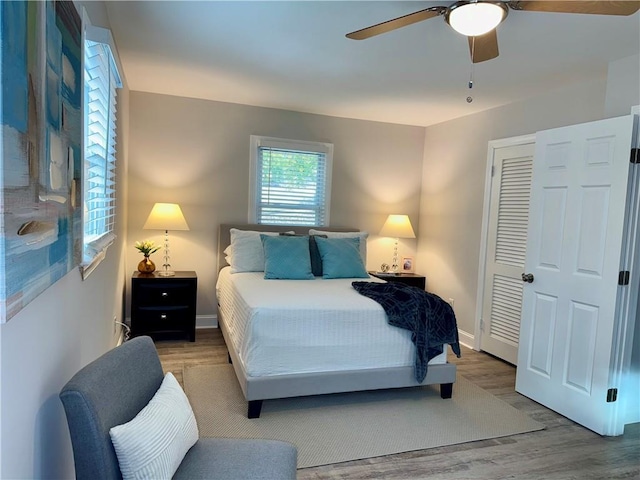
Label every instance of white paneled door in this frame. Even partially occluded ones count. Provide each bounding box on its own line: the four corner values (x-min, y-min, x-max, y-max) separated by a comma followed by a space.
481, 142, 534, 364
516, 115, 636, 436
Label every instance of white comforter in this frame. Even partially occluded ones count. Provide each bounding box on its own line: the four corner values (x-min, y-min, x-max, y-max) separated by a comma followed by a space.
216, 266, 446, 377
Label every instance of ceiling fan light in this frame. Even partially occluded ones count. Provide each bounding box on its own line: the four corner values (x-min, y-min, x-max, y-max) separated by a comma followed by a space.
446, 1, 507, 37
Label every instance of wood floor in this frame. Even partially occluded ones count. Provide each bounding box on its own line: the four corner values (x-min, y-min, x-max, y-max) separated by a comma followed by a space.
155, 328, 640, 479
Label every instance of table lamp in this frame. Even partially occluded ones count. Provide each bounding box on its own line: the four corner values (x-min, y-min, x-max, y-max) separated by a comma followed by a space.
143, 203, 190, 276
379, 214, 416, 273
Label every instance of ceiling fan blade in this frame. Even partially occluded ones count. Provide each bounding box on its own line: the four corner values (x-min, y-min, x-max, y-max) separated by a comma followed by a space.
346, 6, 446, 40
508, 1, 640, 16
468, 30, 499, 63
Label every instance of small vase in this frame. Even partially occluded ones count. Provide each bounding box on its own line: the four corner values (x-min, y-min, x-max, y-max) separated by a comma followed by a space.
138, 256, 156, 273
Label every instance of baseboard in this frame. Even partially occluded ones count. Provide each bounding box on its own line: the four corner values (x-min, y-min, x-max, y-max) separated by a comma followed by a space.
458, 329, 474, 350
196, 314, 217, 329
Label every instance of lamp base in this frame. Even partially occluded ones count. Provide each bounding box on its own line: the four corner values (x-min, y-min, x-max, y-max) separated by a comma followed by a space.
391, 237, 399, 273
157, 270, 175, 277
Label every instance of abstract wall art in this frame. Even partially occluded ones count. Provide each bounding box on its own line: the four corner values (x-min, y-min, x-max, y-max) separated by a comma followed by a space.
1, 0, 82, 322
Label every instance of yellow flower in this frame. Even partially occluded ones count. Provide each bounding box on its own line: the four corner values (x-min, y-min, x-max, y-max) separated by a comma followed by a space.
135, 240, 161, 256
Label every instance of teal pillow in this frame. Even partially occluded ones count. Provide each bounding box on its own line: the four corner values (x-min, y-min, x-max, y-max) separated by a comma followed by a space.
309, 234, 327, 276
260, 235, 314, 280
279, 232, 327, 276
315, 236, 369, 279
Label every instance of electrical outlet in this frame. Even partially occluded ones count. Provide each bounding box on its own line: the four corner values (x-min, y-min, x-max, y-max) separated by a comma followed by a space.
448, 298, 454, 308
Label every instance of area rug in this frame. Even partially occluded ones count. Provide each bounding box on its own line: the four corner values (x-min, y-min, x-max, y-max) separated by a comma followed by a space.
183, 364, 544, 468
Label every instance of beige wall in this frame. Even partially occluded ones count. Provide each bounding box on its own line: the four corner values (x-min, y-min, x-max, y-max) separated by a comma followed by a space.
419, 59, 639, 344
418, 78, 610, 340
0, 2, 129, 477
605, 54, 640, 118
126, 92, 426, 319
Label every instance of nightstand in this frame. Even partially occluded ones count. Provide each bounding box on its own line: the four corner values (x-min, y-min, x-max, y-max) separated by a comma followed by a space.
368, 271, 426, 290
131, 271, 197, 342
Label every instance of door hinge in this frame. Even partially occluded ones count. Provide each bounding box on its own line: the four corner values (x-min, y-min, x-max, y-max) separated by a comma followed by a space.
606, 388, 618, 403
618, 271, 630, 286
631, 148, 639, 164
491, 165, 495, 177
480, 318, 485, 332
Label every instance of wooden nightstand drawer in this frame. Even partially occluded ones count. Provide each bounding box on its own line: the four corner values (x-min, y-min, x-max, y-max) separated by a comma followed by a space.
135, 306, 190, 324
135, 282, 193, 307
133, 307, 188, 334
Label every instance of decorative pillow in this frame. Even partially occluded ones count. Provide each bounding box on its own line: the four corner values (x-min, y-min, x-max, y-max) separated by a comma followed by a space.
229, 229, 293, 273
309, 234, 327, 276
314, 236, 369, 279
261, 234, 314, 280
223, 245, 233, 265
308, 229, 368, 265
109, 372, 199, 480
281, 232, 327, 276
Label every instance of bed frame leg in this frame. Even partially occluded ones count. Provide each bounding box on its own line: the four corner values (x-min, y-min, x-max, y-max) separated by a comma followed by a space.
248, 400, 263, 419
440, 383, 453, 399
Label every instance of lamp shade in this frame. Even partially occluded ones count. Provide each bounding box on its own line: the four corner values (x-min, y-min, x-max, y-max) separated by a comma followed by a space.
379, 214, 416, 239
143, 203, 190, 231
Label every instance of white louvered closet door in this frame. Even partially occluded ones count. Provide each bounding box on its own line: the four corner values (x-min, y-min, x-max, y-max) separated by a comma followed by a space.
480, 142, 534, 364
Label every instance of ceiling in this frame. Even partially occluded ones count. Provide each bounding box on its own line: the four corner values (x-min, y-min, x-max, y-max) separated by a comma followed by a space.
104, 1, 640, 127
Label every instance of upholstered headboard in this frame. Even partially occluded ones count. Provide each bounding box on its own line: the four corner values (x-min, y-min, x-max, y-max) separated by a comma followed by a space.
217, 224, 359, 272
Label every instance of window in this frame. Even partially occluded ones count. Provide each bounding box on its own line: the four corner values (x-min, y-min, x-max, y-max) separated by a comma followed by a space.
80, 25, 122, 278
249, 136, 333, 226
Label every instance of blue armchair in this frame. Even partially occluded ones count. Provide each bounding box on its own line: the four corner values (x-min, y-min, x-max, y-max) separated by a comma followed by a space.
59, 336, 297, 479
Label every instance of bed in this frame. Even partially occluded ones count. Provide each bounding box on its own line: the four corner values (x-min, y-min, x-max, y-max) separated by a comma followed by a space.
216, 224, 458, 418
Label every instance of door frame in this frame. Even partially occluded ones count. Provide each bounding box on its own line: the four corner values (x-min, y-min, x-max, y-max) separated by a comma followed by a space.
474, 133, 535, 351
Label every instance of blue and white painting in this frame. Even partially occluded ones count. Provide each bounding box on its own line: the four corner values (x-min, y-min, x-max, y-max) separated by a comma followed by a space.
1, 0, 82, 322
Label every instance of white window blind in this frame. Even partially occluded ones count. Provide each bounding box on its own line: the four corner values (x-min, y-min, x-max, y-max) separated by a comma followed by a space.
249, 136, 333, 226
81, 29, 122, 275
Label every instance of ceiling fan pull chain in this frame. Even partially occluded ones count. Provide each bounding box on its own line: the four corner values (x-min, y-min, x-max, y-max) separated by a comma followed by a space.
467, 37, 475, 103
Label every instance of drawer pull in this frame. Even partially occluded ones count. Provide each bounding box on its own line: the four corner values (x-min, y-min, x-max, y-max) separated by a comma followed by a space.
160, 314, 167, 320
161, 292, 169, 297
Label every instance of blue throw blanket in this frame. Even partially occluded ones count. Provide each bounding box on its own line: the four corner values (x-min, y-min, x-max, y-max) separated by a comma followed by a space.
352, 281, 461, 382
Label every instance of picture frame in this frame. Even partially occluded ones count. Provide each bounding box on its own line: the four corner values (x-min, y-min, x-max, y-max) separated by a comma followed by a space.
402, 256, 414, 272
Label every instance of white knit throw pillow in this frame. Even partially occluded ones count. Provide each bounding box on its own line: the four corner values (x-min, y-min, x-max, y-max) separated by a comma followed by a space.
109, 372, 198, 480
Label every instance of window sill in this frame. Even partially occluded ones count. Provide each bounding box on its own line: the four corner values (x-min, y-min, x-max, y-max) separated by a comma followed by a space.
80, 234, 115, 280
79, 249, 106, 280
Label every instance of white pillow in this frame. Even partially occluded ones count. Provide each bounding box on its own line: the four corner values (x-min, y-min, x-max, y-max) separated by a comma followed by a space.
309, 229, 369, 264
229, 229, 293, 273
109, 372, 198, 480
223, 245, 233, 265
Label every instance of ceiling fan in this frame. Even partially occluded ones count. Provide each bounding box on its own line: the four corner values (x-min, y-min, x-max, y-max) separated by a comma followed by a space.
346, 1, 640, 63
